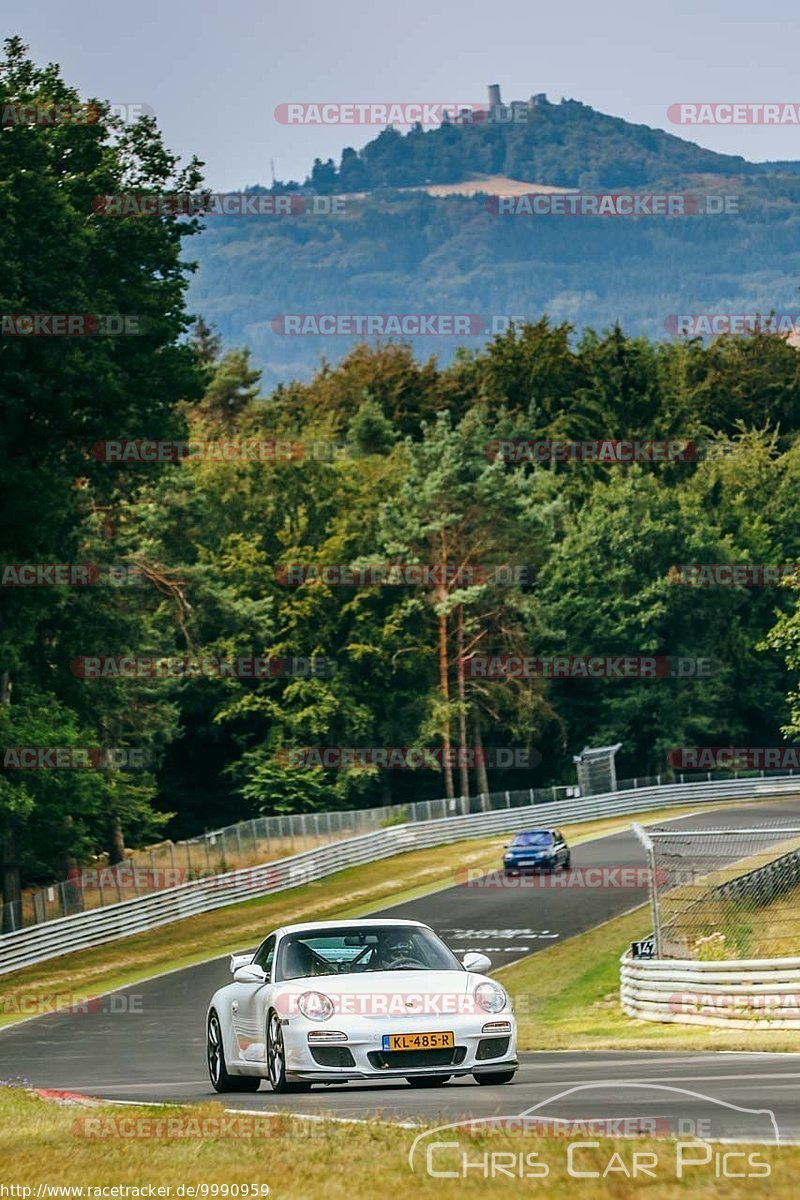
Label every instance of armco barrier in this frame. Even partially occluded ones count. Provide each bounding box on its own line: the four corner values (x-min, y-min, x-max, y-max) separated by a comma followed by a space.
621, 954, 800, 1029
1, 774, 798, 976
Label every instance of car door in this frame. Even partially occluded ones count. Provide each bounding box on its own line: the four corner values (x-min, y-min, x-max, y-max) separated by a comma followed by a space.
230, 934, 275, 1064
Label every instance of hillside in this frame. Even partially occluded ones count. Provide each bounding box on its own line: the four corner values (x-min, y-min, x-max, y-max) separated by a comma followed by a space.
187, 90, 800, 388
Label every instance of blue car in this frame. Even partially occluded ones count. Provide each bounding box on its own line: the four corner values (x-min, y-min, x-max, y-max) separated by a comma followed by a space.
502, 829, 571, 875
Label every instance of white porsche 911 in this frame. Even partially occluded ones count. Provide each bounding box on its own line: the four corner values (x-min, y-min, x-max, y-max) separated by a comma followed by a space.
206, 918, 517, 1092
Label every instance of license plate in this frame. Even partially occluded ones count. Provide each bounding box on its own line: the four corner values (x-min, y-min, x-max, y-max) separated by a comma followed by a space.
382, 1031, 455, 1051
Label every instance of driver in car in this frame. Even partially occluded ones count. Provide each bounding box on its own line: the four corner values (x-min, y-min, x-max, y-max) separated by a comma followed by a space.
377, 930, 424, 969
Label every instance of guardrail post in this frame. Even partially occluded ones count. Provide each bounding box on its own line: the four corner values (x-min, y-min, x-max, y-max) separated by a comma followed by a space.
632, 822, 662, 957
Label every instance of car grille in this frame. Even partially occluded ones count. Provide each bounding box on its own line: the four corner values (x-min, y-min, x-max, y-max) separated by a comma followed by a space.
367, 1047, 467, 1070
476, 1037, 511, 1061
309, 1046, 355, 1067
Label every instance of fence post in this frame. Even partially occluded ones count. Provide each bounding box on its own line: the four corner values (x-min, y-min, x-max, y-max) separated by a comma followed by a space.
632, 823, 662, 958
505, 791, 511, 808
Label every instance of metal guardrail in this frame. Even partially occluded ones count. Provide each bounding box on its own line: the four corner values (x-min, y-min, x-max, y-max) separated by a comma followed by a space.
620, 954, 800, 1028
2, 773, 799, 977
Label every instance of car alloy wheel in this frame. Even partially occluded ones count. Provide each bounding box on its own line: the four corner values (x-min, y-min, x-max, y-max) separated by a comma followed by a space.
207, 1011, 260, 1093
207, 1012, 223, 1087
266, 1010, 312, 1093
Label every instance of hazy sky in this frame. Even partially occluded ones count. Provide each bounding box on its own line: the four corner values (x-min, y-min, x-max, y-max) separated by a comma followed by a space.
4, 0, 800, 190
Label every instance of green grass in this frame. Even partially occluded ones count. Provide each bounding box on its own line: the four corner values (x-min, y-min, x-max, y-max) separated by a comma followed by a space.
1, 1086, 797, 1197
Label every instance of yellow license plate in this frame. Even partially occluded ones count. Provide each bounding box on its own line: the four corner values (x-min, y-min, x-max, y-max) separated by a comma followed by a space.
383, 1031, 455, 1051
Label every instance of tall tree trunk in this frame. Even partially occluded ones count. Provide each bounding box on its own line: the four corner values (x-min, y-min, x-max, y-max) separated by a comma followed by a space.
1, 830, 21, 932
473, 708, 491, 809
0, 672, 21, 930
456, 605, 469, 799
437, 608, 455, 800
108, 811, 125, 865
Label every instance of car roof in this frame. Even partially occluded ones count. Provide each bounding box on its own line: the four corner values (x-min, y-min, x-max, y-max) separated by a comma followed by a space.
272, 917, 431, 938
513, 828, 557, 835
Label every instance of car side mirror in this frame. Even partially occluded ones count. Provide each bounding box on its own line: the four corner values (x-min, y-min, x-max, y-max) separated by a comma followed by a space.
234, 964, 268, 984
462, 951, 492, 974
230, 951, 254, 975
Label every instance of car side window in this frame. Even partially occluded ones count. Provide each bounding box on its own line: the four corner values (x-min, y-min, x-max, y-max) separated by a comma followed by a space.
252, 935, 276, 978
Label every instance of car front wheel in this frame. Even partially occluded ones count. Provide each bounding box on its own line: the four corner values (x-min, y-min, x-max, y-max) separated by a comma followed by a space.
207, 1011, 260, 1093
266, 1010, 312, 1093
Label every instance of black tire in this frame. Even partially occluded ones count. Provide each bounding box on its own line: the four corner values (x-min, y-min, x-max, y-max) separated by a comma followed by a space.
563, 854, 571, 870
406, 1075, 452, 1087
474, 1070, 516, 1085
266, 1010, 312, 1093
207, 1011, 261, 1093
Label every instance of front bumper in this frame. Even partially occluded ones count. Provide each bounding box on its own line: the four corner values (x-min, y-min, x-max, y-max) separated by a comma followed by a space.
504, 858, 556, 872
281, 1015, 518, 1081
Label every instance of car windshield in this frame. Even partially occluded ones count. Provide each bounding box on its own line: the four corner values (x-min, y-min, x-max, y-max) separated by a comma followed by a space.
275, 925, 463, 980
511, 832, 554, 847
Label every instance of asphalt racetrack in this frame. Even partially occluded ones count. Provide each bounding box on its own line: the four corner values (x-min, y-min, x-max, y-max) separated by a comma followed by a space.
2, 798, 800, 1139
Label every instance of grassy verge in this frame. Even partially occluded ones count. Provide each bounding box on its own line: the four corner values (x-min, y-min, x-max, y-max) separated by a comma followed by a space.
0, 1086, 796, 1197
497, 904, 800, 1052
0, 802, 727, 1030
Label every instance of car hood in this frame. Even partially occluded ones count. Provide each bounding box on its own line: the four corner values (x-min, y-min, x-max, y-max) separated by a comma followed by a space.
272, 969, 501, 1020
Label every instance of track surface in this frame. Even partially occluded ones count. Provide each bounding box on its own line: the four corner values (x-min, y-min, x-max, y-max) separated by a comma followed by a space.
2, 799, 800, 1139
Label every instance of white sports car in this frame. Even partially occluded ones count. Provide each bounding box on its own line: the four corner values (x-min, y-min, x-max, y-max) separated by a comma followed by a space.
206, 918, 517, 1092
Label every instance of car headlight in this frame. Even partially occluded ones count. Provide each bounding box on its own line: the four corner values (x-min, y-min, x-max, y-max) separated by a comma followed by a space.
474, 982, 506, 1013
297, 991, 335, 1021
